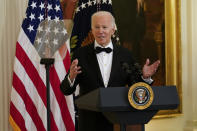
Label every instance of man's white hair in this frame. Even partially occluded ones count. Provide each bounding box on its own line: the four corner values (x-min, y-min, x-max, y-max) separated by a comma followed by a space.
91, 11, 115, 28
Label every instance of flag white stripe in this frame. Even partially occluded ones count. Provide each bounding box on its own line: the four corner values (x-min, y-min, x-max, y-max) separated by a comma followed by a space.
11, 87, 37, 131
14, 58, 47, 130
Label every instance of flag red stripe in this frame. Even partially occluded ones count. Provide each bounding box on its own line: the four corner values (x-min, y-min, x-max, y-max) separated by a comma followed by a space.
63, 51, 71, 72
50, 67, 75, 131
10, 102, 27, 131
13, 73, 45, 130
15, 42, 59, 130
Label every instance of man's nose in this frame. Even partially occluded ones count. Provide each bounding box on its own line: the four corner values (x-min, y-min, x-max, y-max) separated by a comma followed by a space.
98, 28, 104, 33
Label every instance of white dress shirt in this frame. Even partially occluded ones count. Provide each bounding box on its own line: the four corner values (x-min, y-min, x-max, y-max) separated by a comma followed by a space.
94, 41, 113, 88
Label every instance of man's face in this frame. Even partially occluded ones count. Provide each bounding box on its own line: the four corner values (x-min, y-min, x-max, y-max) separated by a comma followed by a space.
91, 14, 115, 47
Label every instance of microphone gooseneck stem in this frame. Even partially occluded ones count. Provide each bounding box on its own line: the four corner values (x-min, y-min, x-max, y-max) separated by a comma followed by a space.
40, 58, 54, 131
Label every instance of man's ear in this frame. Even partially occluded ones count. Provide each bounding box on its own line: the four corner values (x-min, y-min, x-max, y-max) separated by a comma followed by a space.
111, 27, 115, 35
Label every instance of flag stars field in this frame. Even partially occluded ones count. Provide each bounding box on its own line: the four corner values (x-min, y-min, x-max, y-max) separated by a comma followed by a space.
87, 0, 92, 6
31, 1, 37, 9
81, 2, 86, 9
55, 5, 60, 12
27, 25, 34, 32
47, 4, 53, 11
75, 0, 112, 15
93, 0, 96, 5
38, 14, 44, 22
39, 2, 44, 10
75, 7, 80, 13
29, 13, 35, 21
102, 0, 107, 4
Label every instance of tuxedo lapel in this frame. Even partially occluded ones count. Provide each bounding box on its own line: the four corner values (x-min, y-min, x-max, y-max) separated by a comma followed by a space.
108, 44, 120, 87
87, 44, 105, 87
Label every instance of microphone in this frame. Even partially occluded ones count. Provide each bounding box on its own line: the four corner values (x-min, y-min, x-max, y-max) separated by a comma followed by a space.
121, 62, 132, 74
121, 62, 142, 74
121, 62, 142, 84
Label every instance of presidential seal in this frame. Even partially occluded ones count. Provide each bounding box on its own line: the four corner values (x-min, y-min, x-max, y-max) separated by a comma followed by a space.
128, 82, 154, 110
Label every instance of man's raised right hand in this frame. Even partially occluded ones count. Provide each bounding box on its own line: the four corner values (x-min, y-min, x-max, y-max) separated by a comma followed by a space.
69, 59, 81, 82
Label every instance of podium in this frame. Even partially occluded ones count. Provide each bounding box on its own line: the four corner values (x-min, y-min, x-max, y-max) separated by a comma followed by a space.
75, 86, 179, 131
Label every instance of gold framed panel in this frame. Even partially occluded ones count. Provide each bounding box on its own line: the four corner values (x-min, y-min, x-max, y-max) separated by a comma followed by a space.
113, 0, 182, 118
155, 0, 182, 118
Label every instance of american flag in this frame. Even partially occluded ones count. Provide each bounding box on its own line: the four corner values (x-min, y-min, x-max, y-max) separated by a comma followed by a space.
9, 0, 75, 130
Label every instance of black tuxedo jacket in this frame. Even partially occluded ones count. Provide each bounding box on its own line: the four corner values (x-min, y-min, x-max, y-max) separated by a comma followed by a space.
60, 43, 143, 131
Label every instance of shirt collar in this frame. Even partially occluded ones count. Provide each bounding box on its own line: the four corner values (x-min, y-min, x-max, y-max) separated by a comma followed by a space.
94, 40, 113, 50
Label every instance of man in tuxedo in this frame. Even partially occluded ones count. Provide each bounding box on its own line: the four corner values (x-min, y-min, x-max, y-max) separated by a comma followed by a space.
60, 11, 160, 131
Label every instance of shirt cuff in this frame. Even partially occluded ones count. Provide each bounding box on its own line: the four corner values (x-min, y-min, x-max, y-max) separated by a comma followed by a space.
141, 76, 153, 84
67, 75, 75, 87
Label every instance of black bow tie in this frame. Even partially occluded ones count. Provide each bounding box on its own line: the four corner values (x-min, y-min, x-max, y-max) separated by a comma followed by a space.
95, 47, 112, 54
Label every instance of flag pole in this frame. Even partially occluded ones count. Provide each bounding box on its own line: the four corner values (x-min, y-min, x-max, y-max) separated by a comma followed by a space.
40, 58, 54, 131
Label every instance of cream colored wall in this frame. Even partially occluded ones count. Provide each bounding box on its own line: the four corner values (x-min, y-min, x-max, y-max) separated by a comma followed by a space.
0, 0, 27, 130
146, 0, 197, 131
0, 0, 196, 131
